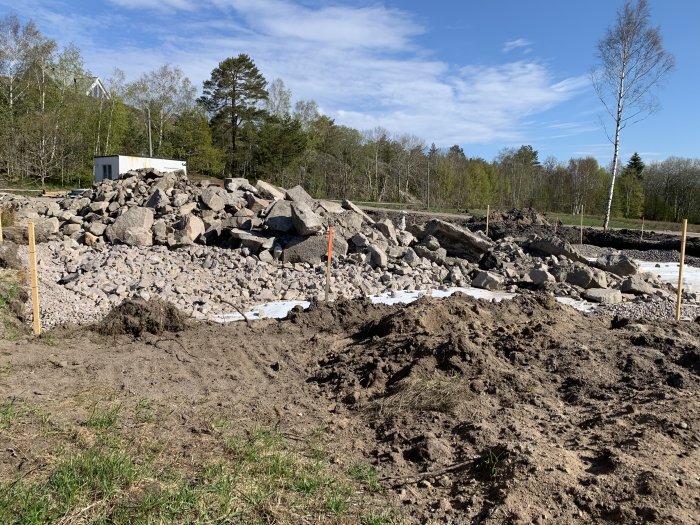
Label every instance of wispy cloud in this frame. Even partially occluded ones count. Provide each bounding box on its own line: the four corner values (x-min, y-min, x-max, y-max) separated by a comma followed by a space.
502, 38, 532, 54
3, 0, 591, 149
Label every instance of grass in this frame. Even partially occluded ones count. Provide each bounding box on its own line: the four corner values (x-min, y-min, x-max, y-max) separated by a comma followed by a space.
0, 404, 395, 525
474, 445, 510, 480
375, 374, 468, 418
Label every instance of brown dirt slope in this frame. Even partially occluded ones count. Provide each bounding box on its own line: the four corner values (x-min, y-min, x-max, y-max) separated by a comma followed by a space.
0, 295, 698, 524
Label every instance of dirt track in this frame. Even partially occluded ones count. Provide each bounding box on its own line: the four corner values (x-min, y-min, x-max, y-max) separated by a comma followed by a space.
2, 295, 698, 524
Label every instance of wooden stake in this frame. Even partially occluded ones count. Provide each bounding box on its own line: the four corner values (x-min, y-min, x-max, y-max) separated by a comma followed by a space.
485, 205, 490, 237
28, 222, 41, 336
0, 211, 3, 242
325, 225, 334, 302
554, 216, 559, 235
640, 216, 644, 240
579, 206, 584, 245
675, 219, 688, 321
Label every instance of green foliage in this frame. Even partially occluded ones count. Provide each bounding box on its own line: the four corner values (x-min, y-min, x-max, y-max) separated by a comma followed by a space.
199, 53, 268, 176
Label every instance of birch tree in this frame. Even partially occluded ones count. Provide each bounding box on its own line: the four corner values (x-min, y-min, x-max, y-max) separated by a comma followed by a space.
592, 0, 674, 229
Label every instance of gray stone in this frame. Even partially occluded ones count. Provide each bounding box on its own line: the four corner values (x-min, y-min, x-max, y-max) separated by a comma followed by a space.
123, 227, 153, 247
374, 218, 398, 244
174, 214, 205, 245
62, 223, 82, 236
87, 222, 106, 237
583, 288, 622, 304
285, 185, 315, 206
229, 229, 275, 252
414, 245, 447, 265
89, 201, 109, 214
105, 207, 154, 245
472, 271, 505, 291
200, 186, 227, 212
225, 177, 257, 193
566, 266, 595, 288
34, 217, 60, 242
528, 237, 588, 263
0, 241, 23, 269
246, 194, 270, 214
145, 188, 169, 209
397, 230, 416, 247
421, 219, 493, 262
620, 275, 656, 295
403, 248, 421, 268
316, 200, 345, 215
529, 268, 555, 287
595, 254, 638, 276
172, 192, 189, 207
341, 199, 374, 224
291, 201, 324, 236
368, 244, 388, 267
333, 210, 365, 240
422, 235, 442, 251
256, 180, 286, 200
283, 235, 348, 264
264, 200, 294, 232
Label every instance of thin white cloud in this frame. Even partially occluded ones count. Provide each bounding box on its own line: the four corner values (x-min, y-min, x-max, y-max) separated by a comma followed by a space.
502, 38, 532, 53
5, 0, 591, 149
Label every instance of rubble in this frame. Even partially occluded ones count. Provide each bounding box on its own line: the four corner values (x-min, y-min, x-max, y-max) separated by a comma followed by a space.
1, 168, 691, 328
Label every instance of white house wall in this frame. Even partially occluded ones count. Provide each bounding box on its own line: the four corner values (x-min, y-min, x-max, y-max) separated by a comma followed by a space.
93, 156, 187, 182
117, 156, 187, 175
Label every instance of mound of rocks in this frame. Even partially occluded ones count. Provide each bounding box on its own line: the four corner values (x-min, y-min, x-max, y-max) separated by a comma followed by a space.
2, 170, 693, 325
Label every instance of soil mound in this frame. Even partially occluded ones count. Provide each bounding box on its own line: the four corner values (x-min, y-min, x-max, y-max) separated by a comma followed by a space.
97, 298, 187, 337
309, 294, 700, 524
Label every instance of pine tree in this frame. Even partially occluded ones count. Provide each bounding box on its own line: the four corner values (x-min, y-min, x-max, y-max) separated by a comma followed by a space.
199, 54, 268, 176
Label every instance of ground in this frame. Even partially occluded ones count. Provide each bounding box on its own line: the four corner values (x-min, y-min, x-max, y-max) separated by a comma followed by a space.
0, 291, 698, 524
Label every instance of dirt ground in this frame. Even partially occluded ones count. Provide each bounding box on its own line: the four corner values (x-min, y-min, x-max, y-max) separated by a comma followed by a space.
1, 293, 698, 524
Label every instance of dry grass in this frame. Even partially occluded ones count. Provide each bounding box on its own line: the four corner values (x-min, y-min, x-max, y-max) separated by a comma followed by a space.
373, 374, 468, 418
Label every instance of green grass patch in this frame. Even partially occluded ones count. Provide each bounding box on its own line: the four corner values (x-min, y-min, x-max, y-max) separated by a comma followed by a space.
0, 422, 396, 524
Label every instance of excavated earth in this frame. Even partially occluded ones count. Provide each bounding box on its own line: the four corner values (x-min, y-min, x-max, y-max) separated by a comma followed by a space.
1, 294, 698, 524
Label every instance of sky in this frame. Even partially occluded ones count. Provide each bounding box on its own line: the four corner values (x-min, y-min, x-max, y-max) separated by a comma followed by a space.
1, 0, 697, 166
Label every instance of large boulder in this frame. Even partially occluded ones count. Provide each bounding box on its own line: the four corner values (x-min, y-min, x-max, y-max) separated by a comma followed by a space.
420, 219, 493, 262
529, 268, 555, 287
200, 186, 227, 212
285, 185, 315, 207
566, 265, 595, 288
229, 229, 275, 252
528, 237, 588, 264
620, 274, 656, 295
283, 235, 348, 264
595, 254, 638, 276
145, 188, 169, 209
105, 207, 154, 246
374, 218, 398, 244
173, 214, 205, 245
291, 202, 324, 236
0, 241, 23, 269
472, 270, 505, 291
34, 217, 60, 242
224, 177, 257, 193
264, 200, 294, 233
367, 244, 388, 268
341, 200, 374, 224
256, 180, 285, 200
583, 288, 622, 304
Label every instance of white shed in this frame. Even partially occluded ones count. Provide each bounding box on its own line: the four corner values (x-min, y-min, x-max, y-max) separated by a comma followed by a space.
93, 155, 187, 182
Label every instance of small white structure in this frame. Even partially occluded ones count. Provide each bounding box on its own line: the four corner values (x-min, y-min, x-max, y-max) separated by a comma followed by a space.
94, 155, 187, 182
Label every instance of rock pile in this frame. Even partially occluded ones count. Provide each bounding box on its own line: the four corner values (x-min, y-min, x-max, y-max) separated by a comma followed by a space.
2, 169, 696, 327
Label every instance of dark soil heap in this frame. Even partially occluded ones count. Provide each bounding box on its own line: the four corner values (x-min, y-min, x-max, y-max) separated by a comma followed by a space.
97, 298, 187, 337
307, 294, 700, 524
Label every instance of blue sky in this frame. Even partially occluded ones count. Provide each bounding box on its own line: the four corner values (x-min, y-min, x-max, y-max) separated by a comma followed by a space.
1, 0, 697, 166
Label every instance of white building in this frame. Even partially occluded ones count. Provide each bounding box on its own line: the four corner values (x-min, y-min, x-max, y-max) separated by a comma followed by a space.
94, 155, 187, 182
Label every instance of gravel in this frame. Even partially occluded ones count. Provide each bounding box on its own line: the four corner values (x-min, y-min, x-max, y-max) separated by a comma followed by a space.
25, 240, 467, 329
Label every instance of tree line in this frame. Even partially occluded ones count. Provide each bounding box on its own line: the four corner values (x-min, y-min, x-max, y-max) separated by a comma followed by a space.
1, 14, 697, 223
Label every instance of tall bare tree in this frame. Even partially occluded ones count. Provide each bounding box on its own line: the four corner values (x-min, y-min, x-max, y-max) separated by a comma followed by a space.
592, 0, 674, 229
